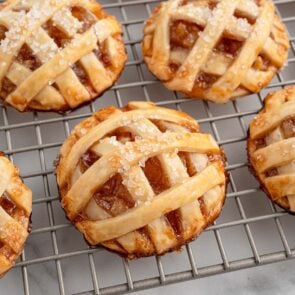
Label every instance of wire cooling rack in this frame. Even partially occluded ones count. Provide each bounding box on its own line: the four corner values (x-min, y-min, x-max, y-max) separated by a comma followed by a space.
0, 0, 295, 294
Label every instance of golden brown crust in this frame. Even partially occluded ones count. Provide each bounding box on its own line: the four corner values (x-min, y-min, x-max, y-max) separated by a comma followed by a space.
0, 0, 126, 112
0, 154, 32, 278
247, 136, 293, 214
247, 86, 295, 214
142, 0, 289, 103
56, 101, 227, 258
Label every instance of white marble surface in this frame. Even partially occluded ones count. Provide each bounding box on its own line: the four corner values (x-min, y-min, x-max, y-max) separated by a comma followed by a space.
139, 259, 295, 295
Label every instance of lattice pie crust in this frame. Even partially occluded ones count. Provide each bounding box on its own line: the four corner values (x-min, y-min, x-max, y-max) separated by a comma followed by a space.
142, 0, 289, 103
0, 154, 32, 277
248, 86, 295, 213
57, 101, 227, 258
0, 0, 126, 111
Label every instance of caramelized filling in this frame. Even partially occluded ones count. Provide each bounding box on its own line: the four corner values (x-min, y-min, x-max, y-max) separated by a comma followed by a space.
0, 193, 25, 224
12, 8, 29, 13
71, 6, 97, 33
150, 119, 198, 134
166, 210, 183, 238
149, 120, 168, 133
207, 1, 218, 10
16, 44, 42, 71
43, 20, 71, 48
80, 150, 100, 172
208, 152, 224, 165
138, 227, 155, 248
253, 55, 270, 71
265, 168, 278, 177
0, 25, 7, 41
0, 195, 16, 216
143, 156, 170, 194
281, 116, 295, 139
196, 71, 219, 89
94, 44, 112, 68
106, 127, 136, 143
170, 20, 201, 50
198, 196, 207, 216
72, 62, 96, 96
143, 156, 184, 238
254, 0, 263, 7
270, 31, 275, 41
254, 138, 266, 150
93, 174, 135, 216
233, 12, 255, 25
169, 63, 180, 73
178, 152, 197, 177
215, 38, 243, 57
0, 77, 16, 100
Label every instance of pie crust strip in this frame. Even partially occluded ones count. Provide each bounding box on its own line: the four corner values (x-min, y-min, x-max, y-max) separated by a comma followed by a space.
4, 3, 119, 111
0, 207, 28, 253
169, 4, 282, 68
90, 112, 214, 245
250, 100, 295, 139
150, 0, 181, 80
0, 157, 13, 198
0, 11, 87, 109
165, 0, 239, 92
131, 119, 204, 240
0, 0, 69, 88
207, 1, 274, 101
87, 138, 178, 252
63, 132, 219, 219
29, 18, 90, 108
132, 116, 220, 239
53, 15, 115, 103
6, 27, 98, 110
264, 126, 295, 211
0, 156, 31, 255
252, 138, 295, 173
265, 175, 295, 201
76, 163, 225, 244
88, 116, 215, 245
6, 62, 65, 110
170, 6, 251, 40
59, 108, 199, 186
0, 157, 32, 215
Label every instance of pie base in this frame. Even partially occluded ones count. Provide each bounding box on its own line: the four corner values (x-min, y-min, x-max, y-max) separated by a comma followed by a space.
0, 154, 32, 277
247, 87, 295, 214
56, 102, 227, 258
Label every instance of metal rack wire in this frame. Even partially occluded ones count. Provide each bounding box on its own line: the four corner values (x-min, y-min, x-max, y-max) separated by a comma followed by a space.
0, 0, 295, 294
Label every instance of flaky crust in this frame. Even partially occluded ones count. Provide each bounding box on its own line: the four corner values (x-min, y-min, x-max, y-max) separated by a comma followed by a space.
56, 101, 227, 258
0, 154, 32, 278
247, 86, 295, 213
142, 0, 289, 103
0, 0, 126, 112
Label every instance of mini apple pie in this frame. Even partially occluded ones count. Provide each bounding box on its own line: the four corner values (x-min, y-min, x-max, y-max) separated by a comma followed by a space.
248, 86, 295, 213
0, 154, 32, 277
142, 0, 289, 103
0, 0, 126, 111
57, 101, 227, 258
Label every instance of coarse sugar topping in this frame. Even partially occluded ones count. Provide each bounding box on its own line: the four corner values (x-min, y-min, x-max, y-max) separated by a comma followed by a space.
0, 0, 61, 55
52, 6, 82, 37
113, 132, 183, 175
